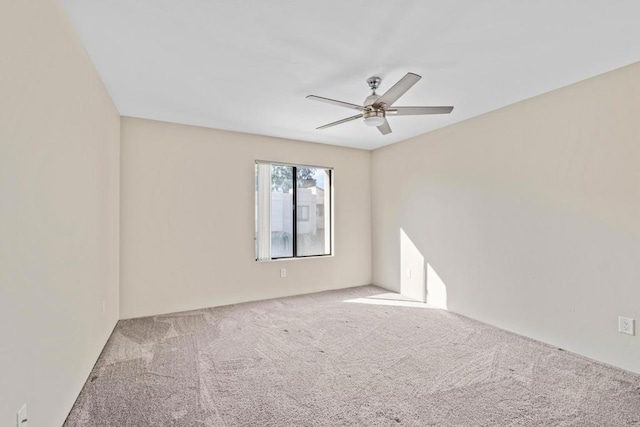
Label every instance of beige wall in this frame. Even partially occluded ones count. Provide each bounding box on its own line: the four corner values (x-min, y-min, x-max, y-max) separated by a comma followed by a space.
0, 1, 120, 425
372, 61, 640, 373
120, 117, 371, 319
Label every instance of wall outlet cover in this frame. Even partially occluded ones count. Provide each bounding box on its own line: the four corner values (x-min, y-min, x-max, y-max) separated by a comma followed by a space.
280, 268, 286, 278
618, 316, 635, 336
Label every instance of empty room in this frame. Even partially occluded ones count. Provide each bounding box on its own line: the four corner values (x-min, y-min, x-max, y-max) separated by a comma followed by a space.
2, 0, 640, 426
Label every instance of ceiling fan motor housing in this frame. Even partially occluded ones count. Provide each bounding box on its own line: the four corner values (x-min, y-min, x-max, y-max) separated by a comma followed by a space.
364, 91, 384, 126
363, 109, 385, 126
364, 93, 380, 107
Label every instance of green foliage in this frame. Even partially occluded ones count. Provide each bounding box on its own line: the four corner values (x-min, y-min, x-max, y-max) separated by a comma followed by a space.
297, 168, 314, 182
271, 166, 316, 191
271, 165, 292, 192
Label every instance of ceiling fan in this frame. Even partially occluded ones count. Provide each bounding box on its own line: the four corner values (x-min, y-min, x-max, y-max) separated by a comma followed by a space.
307, 72, 453, 135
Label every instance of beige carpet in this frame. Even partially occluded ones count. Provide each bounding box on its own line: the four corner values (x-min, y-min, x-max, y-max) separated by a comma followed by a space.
64, 286, 640, 426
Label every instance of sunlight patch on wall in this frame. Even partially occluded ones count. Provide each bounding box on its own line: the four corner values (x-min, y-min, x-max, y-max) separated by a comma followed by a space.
426, 263, 447, 309
400, 228, 425, 302
399, 228, 448, 309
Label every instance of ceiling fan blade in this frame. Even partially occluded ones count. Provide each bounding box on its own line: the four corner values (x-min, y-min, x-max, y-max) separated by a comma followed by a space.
377, 119, 392, 135
374, 72, 422, 108
307, 95, 365, 111
387, 106, 454, 115
317, 114, 363, 130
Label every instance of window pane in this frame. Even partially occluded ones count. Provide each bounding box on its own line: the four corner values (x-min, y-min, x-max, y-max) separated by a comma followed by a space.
270, 165, 293, 258
296, 167, 330, 256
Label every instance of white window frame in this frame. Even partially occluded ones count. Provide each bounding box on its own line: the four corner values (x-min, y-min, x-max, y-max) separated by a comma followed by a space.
255, 160, 333, 261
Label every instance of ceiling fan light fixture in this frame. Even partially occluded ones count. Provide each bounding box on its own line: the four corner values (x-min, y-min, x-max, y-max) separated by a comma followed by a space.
363, 110, 385, 127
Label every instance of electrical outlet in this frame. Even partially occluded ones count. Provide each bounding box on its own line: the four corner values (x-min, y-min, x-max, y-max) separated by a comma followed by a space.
280, 268, 286, 278
17, 404, 27, 427
406, 269, 412, 278
618, 316, 635, 336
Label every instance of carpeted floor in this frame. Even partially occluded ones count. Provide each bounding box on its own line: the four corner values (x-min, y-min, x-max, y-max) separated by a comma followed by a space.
64, 286, 640, 426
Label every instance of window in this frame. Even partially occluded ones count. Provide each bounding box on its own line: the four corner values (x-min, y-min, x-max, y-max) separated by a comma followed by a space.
297, 206, 309, 222
255, 161, 332, 260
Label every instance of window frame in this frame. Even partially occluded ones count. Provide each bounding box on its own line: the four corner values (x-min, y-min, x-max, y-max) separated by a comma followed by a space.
255, 160, 333, 261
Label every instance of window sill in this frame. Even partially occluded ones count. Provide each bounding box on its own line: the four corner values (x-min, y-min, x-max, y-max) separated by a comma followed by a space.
256, 254, 334, 263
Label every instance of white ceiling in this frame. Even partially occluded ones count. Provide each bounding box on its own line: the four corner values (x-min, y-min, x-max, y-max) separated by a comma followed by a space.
62, 0, 640, 150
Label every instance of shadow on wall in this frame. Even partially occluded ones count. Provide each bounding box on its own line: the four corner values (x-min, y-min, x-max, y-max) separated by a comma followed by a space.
400, 228, 447, 309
